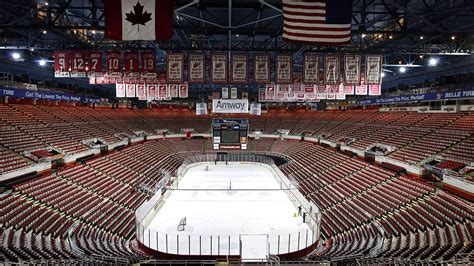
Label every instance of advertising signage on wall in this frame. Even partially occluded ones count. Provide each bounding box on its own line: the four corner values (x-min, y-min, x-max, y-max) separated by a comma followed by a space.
358, 89, 474, 105
0, 87, 101, 104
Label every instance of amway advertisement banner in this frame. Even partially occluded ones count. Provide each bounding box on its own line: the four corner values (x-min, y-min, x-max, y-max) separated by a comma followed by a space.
212, 99, 249, 113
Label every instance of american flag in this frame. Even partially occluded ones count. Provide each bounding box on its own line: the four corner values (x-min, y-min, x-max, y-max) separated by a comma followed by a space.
282, 0, 353, 45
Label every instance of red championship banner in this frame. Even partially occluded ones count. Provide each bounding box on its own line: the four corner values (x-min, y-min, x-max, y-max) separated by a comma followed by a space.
87, 51, 102, 77
297, 93, 306, 100
126, 83, 136, 97
141, 51, 157, 78
265, 83, 276, 100
124, 51, 139, 77
369, 84, 381, 96
253, 54, 270, 84
169, 84, 178, 98
276, 54, 292, 84
179, 83, 189, 98
336, 83, 346, 100
70, 50, 86, 78
54, 50, 70, 77
303, 53, 319, 84
344, 55, 361, 85
115, 82, 126, 98
188, 52, 205, 83
211, 53, 228, 83
324, 54, 340, 84
106, 51, 122, 78
147, 84, 157, 98
365, 55, 383, 84
136, 82, 147, 100
258, 88, 266, 102
356, 73, 368, 95
166, 52, 184, 83
231, 53, 248, 83
158, 84, 168, 98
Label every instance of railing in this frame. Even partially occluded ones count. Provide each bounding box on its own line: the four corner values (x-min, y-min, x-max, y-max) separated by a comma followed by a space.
135, 152, 321, 259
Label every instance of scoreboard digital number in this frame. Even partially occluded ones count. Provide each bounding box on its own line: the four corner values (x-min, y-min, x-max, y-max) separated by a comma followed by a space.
212, 119, 248, 150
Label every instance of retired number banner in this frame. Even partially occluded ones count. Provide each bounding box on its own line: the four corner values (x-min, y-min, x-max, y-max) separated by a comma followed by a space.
324, 55, 340, 84
188, 52, 205, 83
88, 51, 102, 77
167, 52, 184, 83
253, 54, 270, 84
231, 53, 248, 83
211, 53, 228, 83
54, 50, 70, 78
141, 51, 157, 78
179, 83, 189, 98
70, 50, 86, 78
344, 55, 361, 85
276, 54, 292, 83
303, 54, 319, 84
106, 51, 122, 77
366, 55, 383, 84
124, 51, 139, 77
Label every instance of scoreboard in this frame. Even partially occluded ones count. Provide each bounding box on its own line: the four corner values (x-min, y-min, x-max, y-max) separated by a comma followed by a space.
212, 119, 248, 150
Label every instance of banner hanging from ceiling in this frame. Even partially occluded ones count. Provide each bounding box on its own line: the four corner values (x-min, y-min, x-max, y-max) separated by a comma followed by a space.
106, 51, 122, 78
324, 54, 340, 84
276, 54, 292, 83
54, 50, 70, 78
166, 52, 184, 83
87, 51, 102, 77
211, 53, 228, 83
365, 55, 383, 84
302, 54, 319, 84
344, 55, 361, 85
231, 53, 248, 83
188, 52, 205, 83
141, 51, 156, 78
253, 54, 270, 84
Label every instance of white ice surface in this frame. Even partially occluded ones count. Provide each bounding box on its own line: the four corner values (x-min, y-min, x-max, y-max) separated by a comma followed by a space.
144, 163, 313, 260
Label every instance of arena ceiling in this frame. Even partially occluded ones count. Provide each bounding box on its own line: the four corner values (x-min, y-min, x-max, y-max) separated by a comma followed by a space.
0, 0, 473, 88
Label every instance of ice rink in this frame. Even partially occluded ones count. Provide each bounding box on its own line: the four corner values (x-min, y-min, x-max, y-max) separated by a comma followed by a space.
144, 162, 314, 260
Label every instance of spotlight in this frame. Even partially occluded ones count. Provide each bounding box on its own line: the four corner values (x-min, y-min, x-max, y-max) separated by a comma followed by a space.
419, 36, 424, 40
419, 55, 424, 59
12, 52, 21, 60
29, 47, 35, 52
381, 72, 386, 78
39, 59, 47, 66
389, 35, 393, 39
42, 30, 47, 34
91, 30, 96, 34
428, 58, 438, 66
398, 60, 402, 64
399, 67, 406, 73
361, 33, 366, 38
45, 2, 48, 6
451, 36, 455, 40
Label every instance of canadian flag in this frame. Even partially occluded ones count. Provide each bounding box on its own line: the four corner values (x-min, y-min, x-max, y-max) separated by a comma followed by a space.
104, 0, 174, 40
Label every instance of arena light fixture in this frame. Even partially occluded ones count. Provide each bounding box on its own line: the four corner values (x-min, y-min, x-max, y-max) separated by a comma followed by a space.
451, 36, 456, 40
428, 58, 438, 66
39, 59, 47, 66
399, 67, 406, 73
419, 36, 424, 40
11, 52, 21, 60
381, 72, 386, 78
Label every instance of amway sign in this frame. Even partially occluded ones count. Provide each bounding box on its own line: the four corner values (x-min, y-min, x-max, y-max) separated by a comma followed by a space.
212, 99, 249, 113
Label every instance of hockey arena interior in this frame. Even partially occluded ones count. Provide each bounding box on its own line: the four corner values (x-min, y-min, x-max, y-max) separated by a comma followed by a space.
0, 0, 473, 265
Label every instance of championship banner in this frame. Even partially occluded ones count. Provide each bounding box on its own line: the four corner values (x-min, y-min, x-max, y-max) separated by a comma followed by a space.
147, 84, 157, 98
369, 84, 381, 96
136, 83, 147, 100
158, 84, 168, 98
278, 84, 290, 93
116, 82, 126, 97
126, 83, 136, 97
356, 73, 368, 95
141, 51, 157, 78
292, 82, 302, 93
179, 83, 188, 98
166, 52, 184, 83
258, 88, 266, 102
124, 51, 139, 77
253, 54, 270, 84
297, 93, 306, 100
276, 91, 286, 100
188, 52, 205, 83
344, 55, 361, 85
336, 83, 346, 100
230, 87, 238, 99
344, 84, 355, 95
326, 84, 339, 100
88, 51, 103, 77
316, 82, 327, 99
222, 87, 229, 99
169, 84, 178, 98
265, 84, 276, 100
304, 84, 315, 94
324, 55, 340, 84
366, 55, 383, 84
303, 54, 319, 84
54, 50, 70, 78
276, 54, 292, 83
70, 50, 86, 78
211, 53, 228, 83
231, 53, 248, 83
212, 99, 249, 114
106, 51, 122, 77
286, 92, 296, 100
